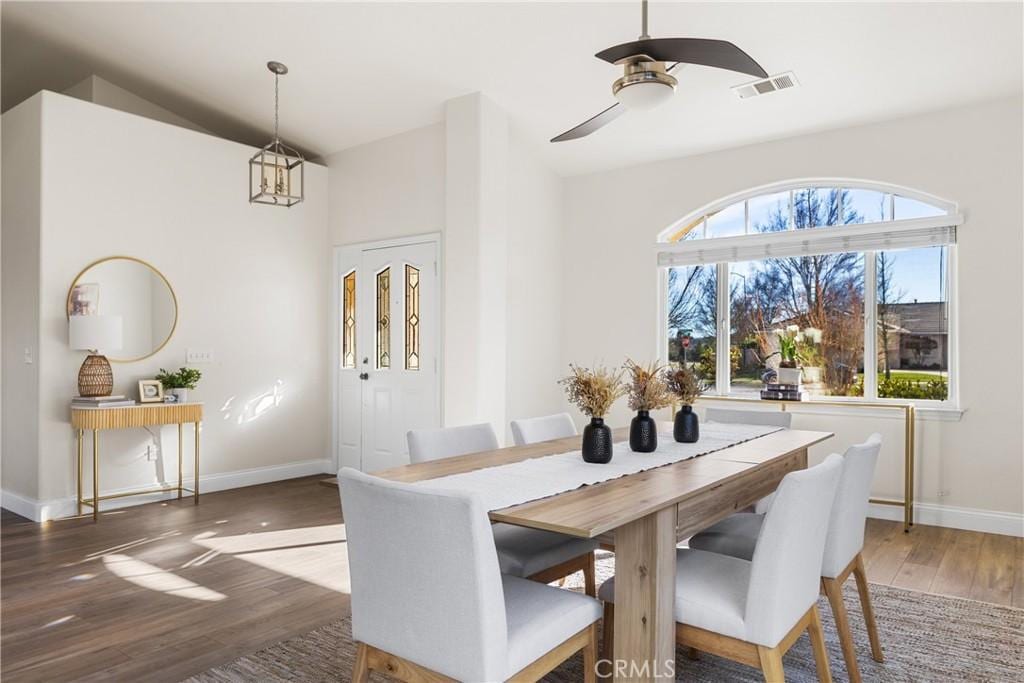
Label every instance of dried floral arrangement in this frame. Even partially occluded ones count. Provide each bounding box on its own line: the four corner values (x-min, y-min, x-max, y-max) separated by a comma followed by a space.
663, 363, 707, 406
624, 360, 674, 412
559, 364, 625, 418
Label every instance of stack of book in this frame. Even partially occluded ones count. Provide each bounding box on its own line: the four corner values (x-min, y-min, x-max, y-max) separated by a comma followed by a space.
71, 395, 136, 408
760, 382, 805, 401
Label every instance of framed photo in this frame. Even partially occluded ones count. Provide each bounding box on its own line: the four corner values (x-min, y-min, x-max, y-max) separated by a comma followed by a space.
69, 282, 99, 316
138, 380, 164, 403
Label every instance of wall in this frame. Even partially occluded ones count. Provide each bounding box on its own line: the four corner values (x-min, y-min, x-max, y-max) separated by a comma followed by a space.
326, 122, 445, 246
563, 97, 1024, 534
506, 130, 565, 426
63, 75, 210, 135
2, 91, 330, 519
1, 95, 42, 503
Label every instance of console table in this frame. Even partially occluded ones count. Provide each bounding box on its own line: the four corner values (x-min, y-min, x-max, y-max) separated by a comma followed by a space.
71, 402, 203, 521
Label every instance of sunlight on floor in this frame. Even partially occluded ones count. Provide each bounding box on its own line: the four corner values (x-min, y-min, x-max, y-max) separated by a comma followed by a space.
102, 553, 227, 601
194, 524, 350, 594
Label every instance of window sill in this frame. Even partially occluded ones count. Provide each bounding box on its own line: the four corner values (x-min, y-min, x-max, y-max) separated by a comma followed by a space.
695, 396, 964, 422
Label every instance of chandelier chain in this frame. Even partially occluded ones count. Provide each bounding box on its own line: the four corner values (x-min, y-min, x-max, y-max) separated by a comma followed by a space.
273, 73, 280, 143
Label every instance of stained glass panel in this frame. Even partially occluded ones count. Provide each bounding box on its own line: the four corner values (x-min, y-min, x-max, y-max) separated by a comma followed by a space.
342, 271, 356, 369
405, 265, 420, 370
376, 268, 391, 369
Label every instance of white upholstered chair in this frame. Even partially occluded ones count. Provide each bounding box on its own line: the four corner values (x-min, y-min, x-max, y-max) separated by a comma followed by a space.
705, 408, 792, 514
510, 413, 577, 446
407, 423, 599, 596
705, 407, 793, 428
338, 468, 601, 682
689, 434, 884, 682
600, 454, 844, 682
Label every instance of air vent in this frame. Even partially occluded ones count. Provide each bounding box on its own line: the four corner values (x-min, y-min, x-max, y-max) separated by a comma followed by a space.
733, 71, 800, 99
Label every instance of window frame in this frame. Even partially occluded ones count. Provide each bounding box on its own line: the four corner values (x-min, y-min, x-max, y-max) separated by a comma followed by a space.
657, 179, 961, 408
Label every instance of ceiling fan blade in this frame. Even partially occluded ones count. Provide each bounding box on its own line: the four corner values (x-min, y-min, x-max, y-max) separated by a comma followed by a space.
550, 102, 625, 142
595, 38, 768, 78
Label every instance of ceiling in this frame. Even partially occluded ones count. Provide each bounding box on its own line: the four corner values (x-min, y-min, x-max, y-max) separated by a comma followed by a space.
3, 2, 1021, 176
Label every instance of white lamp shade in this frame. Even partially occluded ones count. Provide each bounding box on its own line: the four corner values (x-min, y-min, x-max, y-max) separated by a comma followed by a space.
614, 80, 675, 111
69, 315, 123, 352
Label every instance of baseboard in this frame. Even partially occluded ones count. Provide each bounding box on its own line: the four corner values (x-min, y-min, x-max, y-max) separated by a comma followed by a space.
869, 501, 1024, 537
1, 458, 333, 523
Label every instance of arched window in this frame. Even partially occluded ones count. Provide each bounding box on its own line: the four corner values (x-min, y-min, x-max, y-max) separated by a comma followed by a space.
658, 179, 961, 405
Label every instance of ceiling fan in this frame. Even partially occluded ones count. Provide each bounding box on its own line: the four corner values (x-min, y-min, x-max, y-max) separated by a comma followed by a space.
551, 0, 768, 142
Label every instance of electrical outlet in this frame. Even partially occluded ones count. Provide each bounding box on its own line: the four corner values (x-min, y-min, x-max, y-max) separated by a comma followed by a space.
146, 445, 157, 462
187, 349, 214, 363
938, 489, 950, 497
23, 347, 33, 364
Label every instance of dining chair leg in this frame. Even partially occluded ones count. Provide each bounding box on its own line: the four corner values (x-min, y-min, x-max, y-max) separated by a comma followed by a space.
756, 645, 785, 682
822, 576, 861, 683
807, 605, 833, 683
601, 603, 614, 664
583, 623, 598, 683
853, 553, 884, 662
584, 551, 597, 597
352, 642, 369, 683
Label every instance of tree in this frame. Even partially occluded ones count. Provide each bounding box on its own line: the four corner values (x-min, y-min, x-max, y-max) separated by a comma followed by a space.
876, 251, 906, 379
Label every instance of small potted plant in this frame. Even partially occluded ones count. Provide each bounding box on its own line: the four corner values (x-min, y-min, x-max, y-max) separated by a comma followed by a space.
663, 363, 706, 443
155, 367, 202, 404
624, 360, 673, 453
775, 325, 803, 385
559, 364, 625, 463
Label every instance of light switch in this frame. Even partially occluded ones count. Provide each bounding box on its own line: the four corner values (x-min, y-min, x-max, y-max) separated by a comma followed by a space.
186, 349, 215, 363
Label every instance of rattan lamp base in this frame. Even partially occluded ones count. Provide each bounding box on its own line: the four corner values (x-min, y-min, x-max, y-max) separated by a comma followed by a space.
78, 354, 113, 397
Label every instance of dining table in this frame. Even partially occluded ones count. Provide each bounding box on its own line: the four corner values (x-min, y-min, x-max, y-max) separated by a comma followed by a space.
363, 423, 834, 682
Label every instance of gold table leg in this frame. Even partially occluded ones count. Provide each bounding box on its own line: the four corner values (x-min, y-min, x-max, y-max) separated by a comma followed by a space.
92, 430, 99, 522
178, 423, 183, 500
194, 421, 200, 505
77, 429, 83, 517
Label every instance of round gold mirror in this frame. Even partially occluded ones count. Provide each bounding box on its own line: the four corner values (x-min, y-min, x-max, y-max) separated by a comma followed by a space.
66, 256, 178, 362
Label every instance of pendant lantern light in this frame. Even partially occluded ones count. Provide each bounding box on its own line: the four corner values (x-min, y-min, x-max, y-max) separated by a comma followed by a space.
249, 61, 304, 207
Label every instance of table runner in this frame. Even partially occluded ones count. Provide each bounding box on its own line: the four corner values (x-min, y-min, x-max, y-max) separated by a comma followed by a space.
412, 422, 782, 512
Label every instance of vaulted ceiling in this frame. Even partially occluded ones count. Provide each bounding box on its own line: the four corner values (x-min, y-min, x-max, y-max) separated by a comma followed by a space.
4, 2, 1021, 175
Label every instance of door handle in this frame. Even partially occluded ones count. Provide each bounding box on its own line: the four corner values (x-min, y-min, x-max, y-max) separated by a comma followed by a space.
359, 372, 369, 381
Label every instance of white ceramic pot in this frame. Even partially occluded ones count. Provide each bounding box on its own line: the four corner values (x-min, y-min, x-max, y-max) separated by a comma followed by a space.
170, 388, 189, 404
776, 367, 803, 385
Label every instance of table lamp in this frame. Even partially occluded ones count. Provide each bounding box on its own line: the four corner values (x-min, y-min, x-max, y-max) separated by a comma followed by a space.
69, 315, 123, 397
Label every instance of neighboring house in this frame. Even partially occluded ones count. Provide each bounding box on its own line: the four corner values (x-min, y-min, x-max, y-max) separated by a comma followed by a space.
879, 301, 949, 370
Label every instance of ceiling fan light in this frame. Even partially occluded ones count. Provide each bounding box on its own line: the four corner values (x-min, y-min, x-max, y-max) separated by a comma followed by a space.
612, 62, 677, 111
613, 79, 676, 110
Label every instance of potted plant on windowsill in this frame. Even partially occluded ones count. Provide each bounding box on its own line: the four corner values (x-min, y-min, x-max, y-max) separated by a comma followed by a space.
624, 360, 673, 453
559, 364, 625, 463
664, 363, 706, 443
155, 367, 202, 404
775, 325, 803, 385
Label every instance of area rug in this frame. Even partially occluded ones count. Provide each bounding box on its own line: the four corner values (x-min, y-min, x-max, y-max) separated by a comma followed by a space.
187, 554, 1023, 682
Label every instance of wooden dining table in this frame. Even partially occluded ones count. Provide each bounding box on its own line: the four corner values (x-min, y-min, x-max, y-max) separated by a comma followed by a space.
364, 424, 834, 682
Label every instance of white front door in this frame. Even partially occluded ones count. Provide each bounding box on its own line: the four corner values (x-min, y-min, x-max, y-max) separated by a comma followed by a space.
336, 238, 440, 472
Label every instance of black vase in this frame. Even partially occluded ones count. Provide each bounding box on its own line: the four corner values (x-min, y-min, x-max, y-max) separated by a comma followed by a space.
581, 417, 614, 463
674, 405, 699, 443
629, 410, 658, 452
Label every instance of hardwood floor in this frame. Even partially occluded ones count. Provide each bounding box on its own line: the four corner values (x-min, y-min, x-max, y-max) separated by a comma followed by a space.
2, 477, 1021, 681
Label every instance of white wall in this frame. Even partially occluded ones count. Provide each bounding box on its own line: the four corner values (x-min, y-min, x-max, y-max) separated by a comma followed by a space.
1, 95, 42, 502
64, 75, 210, 135
326, 122, 445, 246
506, 130, 565, 427
562, 97, 1024, 531
2, 91, 330, 518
